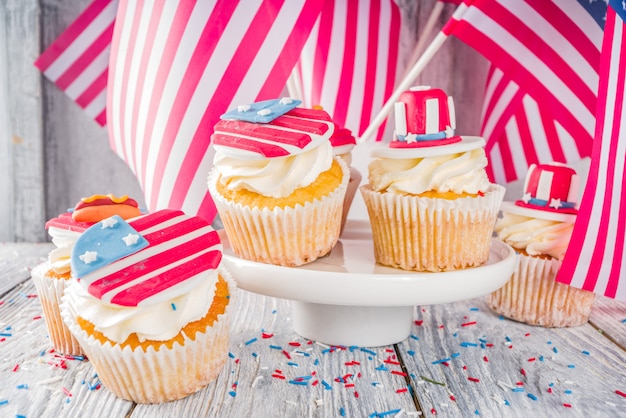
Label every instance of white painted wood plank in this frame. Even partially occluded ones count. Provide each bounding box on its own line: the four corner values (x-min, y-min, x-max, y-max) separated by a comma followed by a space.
400, 298, 626, 417
0, 243, 51, 296
590, 296, 626, 349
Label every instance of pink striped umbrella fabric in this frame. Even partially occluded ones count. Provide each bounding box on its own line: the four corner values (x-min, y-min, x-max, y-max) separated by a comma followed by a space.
444, 0, 604, 182
480, 66, 590, 184
293, 0, 401, 141
107, 0, 324, 223
557, 1, 626, 301
34, 0, 118, 126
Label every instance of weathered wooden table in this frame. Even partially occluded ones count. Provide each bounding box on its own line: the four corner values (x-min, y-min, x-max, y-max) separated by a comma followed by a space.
1, 242, 625, 417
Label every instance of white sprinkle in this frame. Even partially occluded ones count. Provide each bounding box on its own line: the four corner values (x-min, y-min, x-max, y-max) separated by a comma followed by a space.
285, 400, 297, 406
237, 104, 251, 112
37, 376, 63, 385
497, 380, 514, 391
315, 341, 330, 349
314, 399, 324, 407
606, 401, 617, 407
394, 409, 405, 417
257, 109, 272, 116
251, 375, 263, 388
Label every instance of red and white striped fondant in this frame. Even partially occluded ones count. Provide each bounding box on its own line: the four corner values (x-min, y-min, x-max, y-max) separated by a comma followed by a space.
212, 107, 333, 159
107, 0, 324, 223
516, 163, 579, 213
77, 209, 222, 307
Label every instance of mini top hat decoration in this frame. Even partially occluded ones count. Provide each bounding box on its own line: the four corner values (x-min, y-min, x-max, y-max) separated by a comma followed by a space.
501, 162, 579, 223
391, 86, 460, 148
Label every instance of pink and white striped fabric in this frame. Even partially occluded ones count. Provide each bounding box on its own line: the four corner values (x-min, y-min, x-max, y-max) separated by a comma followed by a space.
557, 2, 626, 301
293, 0, 401, 141
34, 0, 118, 126
480, 66, 588, 184
107, 0, 324, 223
445, 0, 603, 183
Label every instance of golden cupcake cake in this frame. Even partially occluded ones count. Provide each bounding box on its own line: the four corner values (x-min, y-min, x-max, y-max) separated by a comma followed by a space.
32, 194, 142, 355
360, 86, 505, 272
60, 209, 234, 403
208, 98, 349, 266
487, 162, 595, 327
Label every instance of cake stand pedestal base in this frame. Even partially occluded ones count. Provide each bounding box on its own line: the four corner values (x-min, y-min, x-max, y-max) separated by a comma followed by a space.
291, 302, 413, 347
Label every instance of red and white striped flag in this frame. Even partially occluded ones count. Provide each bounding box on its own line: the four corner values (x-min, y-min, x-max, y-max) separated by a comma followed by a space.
34, 0, 118, 126
107, 0, 324, 223
480, 66, 590, 184
557, 1, 626, 301
293, 0, 401, 141
444, 0, 604, 183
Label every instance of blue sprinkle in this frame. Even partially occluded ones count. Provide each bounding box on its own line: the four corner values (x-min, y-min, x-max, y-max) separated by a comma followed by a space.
410, 334, 419, 341
432, 357, 451, 364
375, 365, 389, 371
229, 391, 236, 397
451, 352, 460, 358
66, 397, 71, 404
228, 352, 235, 358
288, 380, 308, 386
271, 310, 277, 314
407, 350, 415, 356
0, 333, 12, 337
504, 399, 510, 406
322, 380, 332, 390
478, 338, 487, 343
512, 388, 524, 393
475, 409, 480, 415
539, 356, 544, 362
470, 307, 479, 311
480, 342, 486, 349
340, 407, 345, 416
360, 347, 377, 356
171, 303, 176, 311
549, 382, 555, 387
582, 350, 590, 355
269, 345, 282, 350
349, 346, 359, 352
568, 364, 575, 368
565, 390, 573, 395
372, 382, 380, 387
460, 342, 478, 347
252, 352, 258, 358
453, 332, 458, 337
322, 348, 332, 354
553, 347, 558, 354
287, 361, 299, 367
505, 336, 512, 342
0, 400, 8, 406
499, 315, 505, 320
547, 341, 553, 345
314, 359, 319, 366
16, 384, 28, 389
378, 409, 402, 416
245, 337, 257, 346
621, 318, 626, 323
16, 415, 26, 418
39, 350, 46, 356
527, 393, 538, 401
296, 375, 313, 380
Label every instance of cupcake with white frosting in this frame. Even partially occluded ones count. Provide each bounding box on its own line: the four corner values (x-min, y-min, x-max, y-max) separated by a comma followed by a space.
208, 98, 349, 266
360, 86, 505, 272
329, 124, 361, 234
61, 209, 234, 403
487, 162, 595, 327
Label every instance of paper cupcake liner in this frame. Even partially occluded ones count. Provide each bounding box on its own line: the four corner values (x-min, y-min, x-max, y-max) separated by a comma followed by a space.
340, 168, 362, 236
61, 268, 236, 404
209, 158, 349, 266
360, 184, 505, 272
486, 254, 595, 327
31, 262, 83, 356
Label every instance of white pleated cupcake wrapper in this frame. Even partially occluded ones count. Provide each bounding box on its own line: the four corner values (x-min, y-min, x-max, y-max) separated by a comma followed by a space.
31, 262, 83, 356
487, 254, 595, 327
208, 157, 350, 266
360, 184, 505, 272
60, 267, 236, 404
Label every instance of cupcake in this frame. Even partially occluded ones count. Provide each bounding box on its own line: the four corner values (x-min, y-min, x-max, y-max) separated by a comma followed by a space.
486, 163, 595, 327
32, 194, 142, 355
61, 209, 234, 403
329, 124, 361, 234
208, 97, 349, 266
360, 86, 505, 272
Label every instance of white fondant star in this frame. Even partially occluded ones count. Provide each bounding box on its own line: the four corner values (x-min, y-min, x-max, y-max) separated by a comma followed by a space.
549, 198, 562, 209
122, 233, 140, 246
405, 133, 418, 144
237, 104, 251, 112
521, 192, 532, 204
79, 251, 98, 264
257, 108, 272, 116
279, 97, 293, 105
444, 126, 455, 138
101, 217, 118, 229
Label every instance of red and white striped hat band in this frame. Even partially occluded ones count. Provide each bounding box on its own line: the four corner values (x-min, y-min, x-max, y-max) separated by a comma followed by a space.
516, 163, 579, 214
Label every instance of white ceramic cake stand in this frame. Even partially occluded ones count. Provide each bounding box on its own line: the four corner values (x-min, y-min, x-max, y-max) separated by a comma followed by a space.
220, 220, 517, 347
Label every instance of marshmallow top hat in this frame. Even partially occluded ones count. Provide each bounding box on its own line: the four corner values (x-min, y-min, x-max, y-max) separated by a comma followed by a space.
371, 86, 484, 159
500, 162, 579, 223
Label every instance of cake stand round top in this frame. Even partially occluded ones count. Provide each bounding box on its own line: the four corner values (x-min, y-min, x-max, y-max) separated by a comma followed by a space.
220, 219, 517, 307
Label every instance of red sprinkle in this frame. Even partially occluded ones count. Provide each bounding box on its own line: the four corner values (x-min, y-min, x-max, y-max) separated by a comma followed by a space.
431, 408, 437, 415
261, 332, 274, 339
616, 390, 626, 398
468, 377, 480, 383
62, 387, 72, 397
563, 403, 572, 408
396, 388, 408, 393
516, 382, 524, 386
391, 371, 408, 377
384, 359, 401, 365
450, 395, 456, 401
312, 380, 319, 386
442, 362, 450, 367
461, 321, 477, 327
33, 315, 42, 320
414, 320, 423, 326
12, 364, 19, 372
354, 391, 359, 398
288, 341, 301, 347
547, 387, 553, 394
345, 361, 360, 366
282, 350, 291, 360
528, 357, 536, 362
345, 383, 355, 388
271, 374, 286, 379
525, 333, 531, 337
438, 325, 445, 329
483, 356, 489, 362
520, 368, 526, 376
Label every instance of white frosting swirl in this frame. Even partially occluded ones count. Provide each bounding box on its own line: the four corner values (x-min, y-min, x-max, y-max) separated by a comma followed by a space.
213, 140, 334, 197
368, 147, 490, 195
63, 269, 221, 343
47, 227, 82, 274
495, 212, 574, 260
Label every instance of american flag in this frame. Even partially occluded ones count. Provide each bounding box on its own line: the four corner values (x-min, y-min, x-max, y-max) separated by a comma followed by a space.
557, 0, 626, 301
444, 0, 605, 184
293, 0, 401, 141
34, 0, 118, 126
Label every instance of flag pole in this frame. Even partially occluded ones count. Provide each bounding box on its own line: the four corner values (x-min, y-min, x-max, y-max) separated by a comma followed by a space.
286, 67, 303, 101
358, 2, 469, 143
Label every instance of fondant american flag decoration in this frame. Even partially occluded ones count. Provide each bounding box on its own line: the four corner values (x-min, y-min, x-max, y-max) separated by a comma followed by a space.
71, 209, 222, 307
516, 163, 579, 214
212, 105, 334, 159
